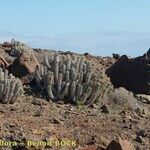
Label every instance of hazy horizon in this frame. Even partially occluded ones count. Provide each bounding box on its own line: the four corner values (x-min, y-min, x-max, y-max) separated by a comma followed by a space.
0, 0, 150, 56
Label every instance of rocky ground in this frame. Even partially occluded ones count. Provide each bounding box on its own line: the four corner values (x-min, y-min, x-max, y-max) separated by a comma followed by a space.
0, 41, 149, 150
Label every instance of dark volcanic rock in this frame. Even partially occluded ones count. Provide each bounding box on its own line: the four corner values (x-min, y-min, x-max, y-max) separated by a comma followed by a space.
106, 51, 150, 94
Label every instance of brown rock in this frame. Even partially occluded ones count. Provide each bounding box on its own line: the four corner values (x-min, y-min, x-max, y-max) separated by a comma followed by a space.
8, 52, 39, 79
106, 138, 135, 150
20, 52, 40, 74
0, 56, 9, 69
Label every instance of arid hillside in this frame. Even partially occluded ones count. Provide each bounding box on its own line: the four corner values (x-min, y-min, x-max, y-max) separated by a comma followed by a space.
0, 40, 149, 150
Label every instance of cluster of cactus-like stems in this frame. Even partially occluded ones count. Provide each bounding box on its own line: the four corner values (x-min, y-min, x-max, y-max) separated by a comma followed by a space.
0, 68, 24, 103
35, 54, 101, 105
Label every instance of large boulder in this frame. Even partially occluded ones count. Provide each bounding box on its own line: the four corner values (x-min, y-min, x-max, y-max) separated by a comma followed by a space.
106, 51, 150, 94
8, 52, 39, 82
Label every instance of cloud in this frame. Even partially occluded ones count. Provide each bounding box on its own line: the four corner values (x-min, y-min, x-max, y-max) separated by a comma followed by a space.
0, 31, 149, 57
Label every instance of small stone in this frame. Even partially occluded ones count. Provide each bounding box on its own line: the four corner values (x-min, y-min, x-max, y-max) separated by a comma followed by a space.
50, 118, 64, 125
90, 104, 98, 109
56, 100, 64, 105
100, 105, 109, 114
69, 107, 75, 111
33, 111, 41, 117
53, 118, 60, 124
86, 136, 96, 145
123, 119, 126, 123
135, 136, 143, 143
126, 115, 132, 120
138, 130, 148, 138
123, 125, 128, 129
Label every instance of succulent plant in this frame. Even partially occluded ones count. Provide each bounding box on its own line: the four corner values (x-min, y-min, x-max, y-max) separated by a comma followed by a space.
10, 39, 34, 56
35, 54, 112, 105
0, 68, 24, 103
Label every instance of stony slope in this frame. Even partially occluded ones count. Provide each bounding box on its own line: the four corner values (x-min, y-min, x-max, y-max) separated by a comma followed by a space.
0, 41, 149, 150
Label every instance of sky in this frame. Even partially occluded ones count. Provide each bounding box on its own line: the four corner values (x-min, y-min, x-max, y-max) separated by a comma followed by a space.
0, 0, 150, 56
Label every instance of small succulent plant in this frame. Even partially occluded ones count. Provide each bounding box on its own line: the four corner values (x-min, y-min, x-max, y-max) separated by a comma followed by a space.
0, 68, 24, 103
